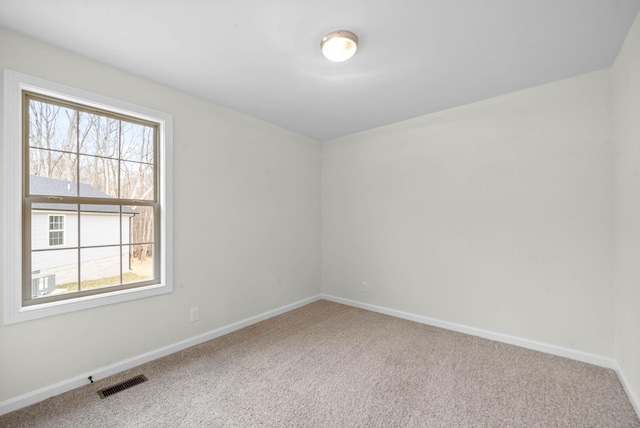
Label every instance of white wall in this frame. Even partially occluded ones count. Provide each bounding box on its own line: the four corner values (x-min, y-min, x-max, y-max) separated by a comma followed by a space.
3, 15, 638, 413
322, 70, 614, 356
0, 27, 321, 402
613, 10, 640, 411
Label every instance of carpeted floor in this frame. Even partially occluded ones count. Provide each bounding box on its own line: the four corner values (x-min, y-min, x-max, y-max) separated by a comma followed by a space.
1, 300, 638, 427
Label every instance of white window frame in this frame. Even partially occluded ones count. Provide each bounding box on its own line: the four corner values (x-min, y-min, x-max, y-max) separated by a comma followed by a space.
3, 69, 173, 324
47, 214, 65, 246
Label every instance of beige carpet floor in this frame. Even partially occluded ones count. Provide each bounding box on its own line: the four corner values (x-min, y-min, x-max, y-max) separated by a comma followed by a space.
1, 300, 638, 427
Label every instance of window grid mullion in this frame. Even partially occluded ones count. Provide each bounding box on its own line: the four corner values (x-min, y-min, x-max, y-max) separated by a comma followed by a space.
22, 92, 160, 304
76, 106, 81, 293
118, 120, 123, 285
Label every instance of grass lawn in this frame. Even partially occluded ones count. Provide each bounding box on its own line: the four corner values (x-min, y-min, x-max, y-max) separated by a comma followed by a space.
56, 271, 151, 292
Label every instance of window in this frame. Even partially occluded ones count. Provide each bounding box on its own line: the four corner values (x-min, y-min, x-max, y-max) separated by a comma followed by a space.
3, 70, 173, 324
48, 215, 65, 246
24, 91, 160, 305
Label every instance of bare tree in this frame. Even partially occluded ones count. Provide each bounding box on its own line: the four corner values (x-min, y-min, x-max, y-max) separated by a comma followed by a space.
29, 99, 156, 264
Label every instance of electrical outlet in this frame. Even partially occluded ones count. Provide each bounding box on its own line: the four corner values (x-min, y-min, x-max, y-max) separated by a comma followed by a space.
361, 281, 369, 292
190, 306, 200, 322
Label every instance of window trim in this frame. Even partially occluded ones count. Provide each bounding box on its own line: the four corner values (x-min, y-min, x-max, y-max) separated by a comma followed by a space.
3, 69, 173, 324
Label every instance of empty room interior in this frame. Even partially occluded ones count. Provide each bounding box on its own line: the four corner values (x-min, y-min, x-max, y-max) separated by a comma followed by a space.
1, 1, 640, 426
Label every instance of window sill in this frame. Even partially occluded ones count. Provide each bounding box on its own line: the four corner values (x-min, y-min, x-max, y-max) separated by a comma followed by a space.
5, 281, 172, 324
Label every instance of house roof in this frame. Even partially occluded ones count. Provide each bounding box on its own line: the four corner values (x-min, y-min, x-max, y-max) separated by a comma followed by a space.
30, 175, 137, 215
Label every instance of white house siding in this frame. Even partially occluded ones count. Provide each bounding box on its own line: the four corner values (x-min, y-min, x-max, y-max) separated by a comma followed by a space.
31, 211, 79, 253
31, 210, 133, 285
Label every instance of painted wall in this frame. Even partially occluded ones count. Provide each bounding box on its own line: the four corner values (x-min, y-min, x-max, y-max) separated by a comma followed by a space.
2, 15, 637, 411
613, 10, 640, 412
0, 27, 321, 401
322, 70, 614, 356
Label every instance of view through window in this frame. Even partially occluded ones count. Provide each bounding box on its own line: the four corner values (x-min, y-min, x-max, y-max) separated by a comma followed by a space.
24, 92, 160, 305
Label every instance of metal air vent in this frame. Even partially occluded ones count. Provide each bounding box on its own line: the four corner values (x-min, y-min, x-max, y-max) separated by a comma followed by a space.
97, 375, 148, 398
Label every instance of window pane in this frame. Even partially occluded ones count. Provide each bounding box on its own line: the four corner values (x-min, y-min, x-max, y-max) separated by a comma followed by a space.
79, 154, 119, 198
127, 206, 153, 244
121, 207, 139, 247
124, 244, 154, 285
31, 248, 79, 297
28, 99, 78, 153
122, 205, 154, 284
31, 205, 78, 250
80, 246, 126, 291
121, 122, 154, 163
78, 112, 119, 158
49, 215, 64, 230
49, 230, 64, 246
80, 205, 121, 246
120, 161, 154, 200
29, 150, 78, 194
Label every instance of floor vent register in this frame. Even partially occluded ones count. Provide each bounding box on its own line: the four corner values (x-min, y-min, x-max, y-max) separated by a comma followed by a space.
97, 375, 148, 399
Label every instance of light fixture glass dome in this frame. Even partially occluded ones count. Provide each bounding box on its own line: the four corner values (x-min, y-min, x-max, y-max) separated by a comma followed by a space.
321, 30, 358, 62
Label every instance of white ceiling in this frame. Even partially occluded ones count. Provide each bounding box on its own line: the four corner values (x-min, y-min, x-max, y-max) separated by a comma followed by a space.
1, 0, 638, 141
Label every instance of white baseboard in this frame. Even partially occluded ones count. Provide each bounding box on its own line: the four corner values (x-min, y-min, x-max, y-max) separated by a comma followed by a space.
0, 294, 322, 417
615, 364, 640, 418
322, 294, 617, 369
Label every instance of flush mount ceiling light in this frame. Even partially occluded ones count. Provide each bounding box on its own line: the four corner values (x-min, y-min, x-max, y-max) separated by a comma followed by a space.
320, 30, 359, 62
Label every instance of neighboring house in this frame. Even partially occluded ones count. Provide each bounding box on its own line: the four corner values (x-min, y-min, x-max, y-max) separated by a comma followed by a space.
29, 175, 137, 295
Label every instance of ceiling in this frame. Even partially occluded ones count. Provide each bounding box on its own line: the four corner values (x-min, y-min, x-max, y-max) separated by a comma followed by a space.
0, 1, 638, 141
